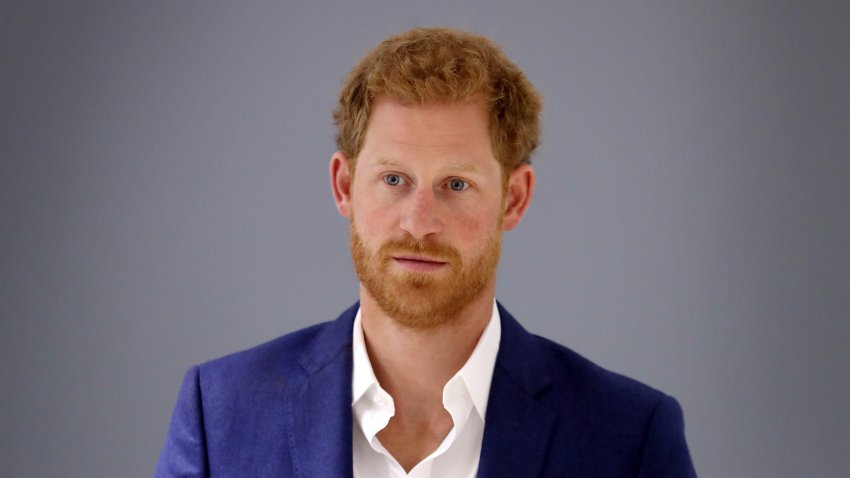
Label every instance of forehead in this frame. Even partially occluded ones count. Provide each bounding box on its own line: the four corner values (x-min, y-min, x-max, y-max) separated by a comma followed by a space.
360, 97, 495, 163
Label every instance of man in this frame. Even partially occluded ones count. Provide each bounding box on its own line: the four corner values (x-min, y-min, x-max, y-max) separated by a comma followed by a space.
156, 27, 696, 477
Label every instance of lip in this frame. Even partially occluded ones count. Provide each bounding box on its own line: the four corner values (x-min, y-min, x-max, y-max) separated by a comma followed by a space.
392, 255, 447, 272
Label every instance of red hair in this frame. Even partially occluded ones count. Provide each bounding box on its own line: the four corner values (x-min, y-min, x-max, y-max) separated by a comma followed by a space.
333, 27, 542, 175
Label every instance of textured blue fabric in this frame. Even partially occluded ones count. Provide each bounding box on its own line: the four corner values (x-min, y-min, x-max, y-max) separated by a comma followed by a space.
155, 302, 697, 477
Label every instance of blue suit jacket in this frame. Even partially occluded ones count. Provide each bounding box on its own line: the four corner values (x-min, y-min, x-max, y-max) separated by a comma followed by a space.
156, 303, 696, 477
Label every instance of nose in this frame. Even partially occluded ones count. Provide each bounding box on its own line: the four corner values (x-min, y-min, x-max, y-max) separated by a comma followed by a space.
399, 186, 443, 240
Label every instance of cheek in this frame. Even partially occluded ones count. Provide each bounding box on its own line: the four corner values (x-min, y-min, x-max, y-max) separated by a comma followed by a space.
352, 201, 393, 239
452, 205, 500, 244
352, 181, 394, 227
456, 215, 483, 240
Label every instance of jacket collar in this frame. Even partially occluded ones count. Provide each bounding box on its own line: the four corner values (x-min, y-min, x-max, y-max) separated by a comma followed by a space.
286, 303, 358, 478
493, 301, 554, 396
477, 303, 557, 477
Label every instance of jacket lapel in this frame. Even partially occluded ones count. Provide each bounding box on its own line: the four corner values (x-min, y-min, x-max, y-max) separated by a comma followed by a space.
285, 304, 357, 478
477, 303, 557, 477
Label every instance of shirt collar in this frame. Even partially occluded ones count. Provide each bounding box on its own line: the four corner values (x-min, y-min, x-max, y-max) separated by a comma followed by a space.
453, 301, 501, 420
351, 301, 501, 422
351, 307, 378, 406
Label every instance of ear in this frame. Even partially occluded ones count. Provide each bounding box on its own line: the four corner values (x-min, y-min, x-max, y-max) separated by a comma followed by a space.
330, 151, 353, 219
502, 164, 535, 231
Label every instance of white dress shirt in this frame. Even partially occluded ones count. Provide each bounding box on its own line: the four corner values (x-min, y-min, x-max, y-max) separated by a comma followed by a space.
351, 303, 501, 478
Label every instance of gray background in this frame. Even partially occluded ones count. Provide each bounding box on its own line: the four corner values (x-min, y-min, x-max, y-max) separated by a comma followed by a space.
2, 1, 848, 476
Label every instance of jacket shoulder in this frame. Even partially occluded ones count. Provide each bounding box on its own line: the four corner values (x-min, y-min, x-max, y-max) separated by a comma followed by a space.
156, 312, 355, 477
533, 333, 668, 408
196, 302, 358, 387
201, 322, 324, 375
530, 335, 696, 477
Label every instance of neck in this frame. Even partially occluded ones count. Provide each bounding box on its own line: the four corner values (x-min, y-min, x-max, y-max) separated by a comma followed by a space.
358, 280, 495, 411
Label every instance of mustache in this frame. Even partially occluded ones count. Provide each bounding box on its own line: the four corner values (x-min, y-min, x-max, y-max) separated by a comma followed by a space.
378, 237, 461, 263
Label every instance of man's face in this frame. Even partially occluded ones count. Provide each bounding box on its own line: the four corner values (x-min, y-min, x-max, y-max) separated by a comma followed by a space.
344, 98, 507, 329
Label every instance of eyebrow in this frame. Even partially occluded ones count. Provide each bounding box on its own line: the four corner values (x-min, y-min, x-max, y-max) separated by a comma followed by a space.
371, 157, 403, 168
370, 157, 482, 173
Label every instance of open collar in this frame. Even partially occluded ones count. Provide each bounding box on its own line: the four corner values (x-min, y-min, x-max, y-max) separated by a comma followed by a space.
284, 301, 558, 478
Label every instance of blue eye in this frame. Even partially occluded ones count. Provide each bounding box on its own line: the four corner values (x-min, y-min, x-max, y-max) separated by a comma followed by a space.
384, 174, 403, 186
448, 179, 469, 191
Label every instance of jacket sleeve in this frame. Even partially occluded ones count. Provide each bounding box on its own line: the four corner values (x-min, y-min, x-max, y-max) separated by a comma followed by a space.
637, 394, 698, 478
154, 366, 209, 478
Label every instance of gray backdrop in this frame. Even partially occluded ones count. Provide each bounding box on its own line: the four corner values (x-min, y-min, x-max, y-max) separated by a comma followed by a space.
2, 1, 848, 477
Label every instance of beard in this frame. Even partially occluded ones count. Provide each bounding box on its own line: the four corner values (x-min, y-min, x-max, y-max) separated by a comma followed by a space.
349, 221, 502, 330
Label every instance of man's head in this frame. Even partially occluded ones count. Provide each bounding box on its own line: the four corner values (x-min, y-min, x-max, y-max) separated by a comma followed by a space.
330, 28, 541, 329
333, 27, 542, 180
